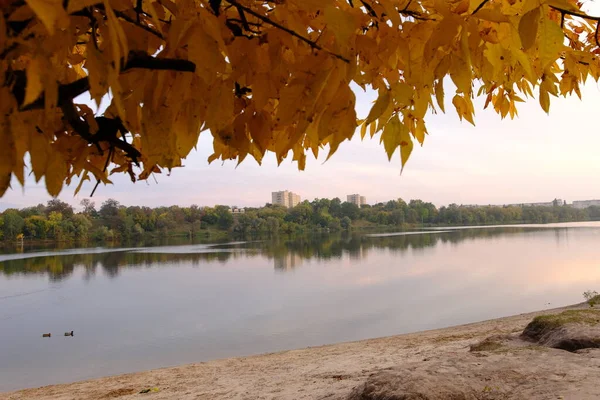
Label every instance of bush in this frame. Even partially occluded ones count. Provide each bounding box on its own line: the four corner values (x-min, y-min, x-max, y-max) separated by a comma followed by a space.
584, 290, 600, 307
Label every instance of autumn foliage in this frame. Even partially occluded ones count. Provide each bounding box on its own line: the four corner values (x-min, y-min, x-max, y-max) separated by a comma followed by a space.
0, 0, 598, 197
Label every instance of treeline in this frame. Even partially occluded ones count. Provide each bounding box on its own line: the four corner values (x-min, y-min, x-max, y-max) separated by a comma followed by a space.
1, 197, 599, 243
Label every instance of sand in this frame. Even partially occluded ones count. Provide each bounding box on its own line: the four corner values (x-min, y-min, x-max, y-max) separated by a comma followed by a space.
3, 303, 600, 400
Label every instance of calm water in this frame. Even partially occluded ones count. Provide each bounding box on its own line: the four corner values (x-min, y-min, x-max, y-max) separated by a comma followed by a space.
2, 223, 600, 391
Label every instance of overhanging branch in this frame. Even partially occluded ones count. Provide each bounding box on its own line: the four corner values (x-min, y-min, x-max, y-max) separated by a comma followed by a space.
549, 5, 600, 48
224, 0, 350, 63
20, 52, 195, 111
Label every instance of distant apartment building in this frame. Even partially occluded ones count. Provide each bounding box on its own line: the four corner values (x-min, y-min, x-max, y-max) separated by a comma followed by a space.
347, 194, 367, 207
507, 199, 565, 207
572, 200, 600, 209
271, 190, 301, 208
230, 207, 245, 214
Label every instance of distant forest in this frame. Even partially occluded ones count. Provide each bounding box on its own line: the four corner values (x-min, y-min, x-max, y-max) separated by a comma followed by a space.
1, 198, 598, 243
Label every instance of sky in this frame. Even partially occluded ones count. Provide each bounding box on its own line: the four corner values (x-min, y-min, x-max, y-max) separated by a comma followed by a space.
3, 71, 600, 211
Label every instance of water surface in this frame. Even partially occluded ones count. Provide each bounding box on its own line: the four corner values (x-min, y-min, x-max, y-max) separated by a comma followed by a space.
2, 223, 600, 391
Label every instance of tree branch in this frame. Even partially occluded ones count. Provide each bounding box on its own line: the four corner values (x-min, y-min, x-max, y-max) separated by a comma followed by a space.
224, 0, 350, 63
122, 51, 195, 72
549, 6, 600, 22
472, 0, 491, 15
113, 8, 164, 40
61, 100, 142, 164
71, 3, 165, 40
549, 5, 600, 48
20, 52, 195, 111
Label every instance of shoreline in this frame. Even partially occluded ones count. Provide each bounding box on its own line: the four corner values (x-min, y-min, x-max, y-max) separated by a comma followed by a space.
2, 302, 596, 400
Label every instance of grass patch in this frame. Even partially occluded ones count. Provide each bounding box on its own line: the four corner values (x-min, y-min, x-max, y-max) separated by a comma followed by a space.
470, 338, 503, 352
494, 345, 549, 355
522, 309, 600, 341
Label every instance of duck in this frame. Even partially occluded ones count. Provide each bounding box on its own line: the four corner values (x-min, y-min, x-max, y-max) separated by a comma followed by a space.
42, 333, 51, 338
64, 331, 74, 337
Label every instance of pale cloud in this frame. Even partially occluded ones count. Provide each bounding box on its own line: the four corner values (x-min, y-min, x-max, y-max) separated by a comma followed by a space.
3, 77, 600, 210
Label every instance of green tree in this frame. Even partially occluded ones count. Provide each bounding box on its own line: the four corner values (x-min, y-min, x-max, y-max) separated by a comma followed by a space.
46, 199, 74, 218
47, 211, 64, 240
215, 206, 234, 230
72, 214, 92, 240
80, 199, 97, 216
2, 210, 24, 240
24, 215, 49, 239
340, 202, 360, 220
341, 216, 352, 230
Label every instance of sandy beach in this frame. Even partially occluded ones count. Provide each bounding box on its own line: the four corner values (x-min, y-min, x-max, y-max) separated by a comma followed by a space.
3, 303, 600, 400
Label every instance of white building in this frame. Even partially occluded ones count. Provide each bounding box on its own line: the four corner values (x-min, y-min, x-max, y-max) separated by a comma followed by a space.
271, 191, 301, 208
347, 194, 367, 207
572, 200, 600, 209
507, 199, 564, 207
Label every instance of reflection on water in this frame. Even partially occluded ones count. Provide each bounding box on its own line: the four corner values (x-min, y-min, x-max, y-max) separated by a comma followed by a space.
2, 223, 600, 392
0, 226, 570, 279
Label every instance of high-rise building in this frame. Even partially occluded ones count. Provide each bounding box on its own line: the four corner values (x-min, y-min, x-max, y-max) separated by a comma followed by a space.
289, 192, 301, 208
347, 194, 367, 207
271, 191, 301, 208
572, 199, 600, 209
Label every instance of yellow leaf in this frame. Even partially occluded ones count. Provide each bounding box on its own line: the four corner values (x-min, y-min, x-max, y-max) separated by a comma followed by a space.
452, 95, 475, 125
174, 100, 203, 158
277, 83, 305, 126
360, 122, 368, 140
364, 90, 391, 126
67, 0, 102, 13
85, 46, 109, 107
434, 80, 445, 112
381, 0, 401, 27
449, 56, 471, 94
25, 0, 69, 34
400, 133, 414, 171
205, 80, 234, 132
24, 58, 43, 106
539, 86, 550, 113
74, 171, 90, 196
381, 115, 402, 161
324, 5, 357, 46
392, 82, 413, 105
414, 119, 427, 144
519, 8, 540, 51
30, 130, 50, 182
103, 0, 128, 72
45, 151, 67, 197
538, 10, 565, 68
10, 112, 33, 186
0, 112, 14, 197
475, 8, 510, 23
187, 22, 226, 84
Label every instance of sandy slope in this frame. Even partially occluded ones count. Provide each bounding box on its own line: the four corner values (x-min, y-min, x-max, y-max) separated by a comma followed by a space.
2, 303, 599, 400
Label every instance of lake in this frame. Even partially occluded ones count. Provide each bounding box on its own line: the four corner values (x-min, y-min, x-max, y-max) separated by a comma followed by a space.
2, 222, 600, 392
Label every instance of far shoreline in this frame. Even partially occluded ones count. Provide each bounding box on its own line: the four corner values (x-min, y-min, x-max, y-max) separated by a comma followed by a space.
2, 301, 593, 400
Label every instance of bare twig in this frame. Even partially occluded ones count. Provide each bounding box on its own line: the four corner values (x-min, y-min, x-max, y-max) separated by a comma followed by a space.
90, 147, 113, 197
135, 0, 143, 23
113, 8, 164, 40
225, 0, 350, 62
549, 5, 600, 48
472, 0, 491, 15
549, 6, 600, 22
